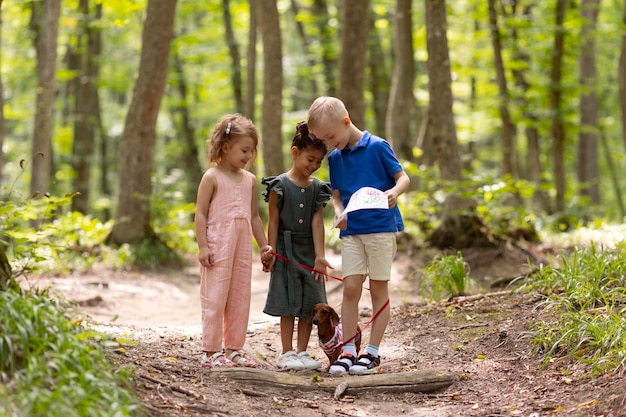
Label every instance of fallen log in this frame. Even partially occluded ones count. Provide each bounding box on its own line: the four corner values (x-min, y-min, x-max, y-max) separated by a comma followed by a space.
209, 367, 453, 396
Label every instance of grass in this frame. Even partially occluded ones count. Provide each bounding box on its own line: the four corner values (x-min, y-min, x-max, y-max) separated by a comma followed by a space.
0, 282, 143, 416
516, 243, 626, 375
419, 252, 479, 301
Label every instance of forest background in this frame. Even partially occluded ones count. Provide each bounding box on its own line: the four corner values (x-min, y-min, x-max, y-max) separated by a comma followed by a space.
0, 0, 625, 270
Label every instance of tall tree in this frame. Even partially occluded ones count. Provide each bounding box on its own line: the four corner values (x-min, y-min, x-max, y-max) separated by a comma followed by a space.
223, 0, 243, 114
338, 0, 369, 128
577, 0, 601, 205
507, 1, 549, 212
488, 0, 517, 178
425, 0, 494, 249
29, 0, 62, 197
0, 6, 5, 187
368, 9, 390, 137
618, 2, 626, 151
257, 0, 284, 177
311, 0, 337, 96
386, 0, 415, 161
289, 0, 319, 108
71, 0, 102, 214
108, 0, 178, 245
550, 0, 568, 213
245, 0, 258, 121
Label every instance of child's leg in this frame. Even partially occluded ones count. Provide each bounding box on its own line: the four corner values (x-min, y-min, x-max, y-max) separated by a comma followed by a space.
368, 279, 390, 348
223, 220, 252, 355
295, 316, 313, 353
340, 274, 365, 348
280, 316, 296, 353
200, 264, 230, 352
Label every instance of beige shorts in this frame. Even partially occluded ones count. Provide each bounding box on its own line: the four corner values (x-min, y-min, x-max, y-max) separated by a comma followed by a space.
341, 233, 397, 281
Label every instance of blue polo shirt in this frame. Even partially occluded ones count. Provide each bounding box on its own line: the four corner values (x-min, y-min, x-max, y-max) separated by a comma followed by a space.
328, 131, 405, 237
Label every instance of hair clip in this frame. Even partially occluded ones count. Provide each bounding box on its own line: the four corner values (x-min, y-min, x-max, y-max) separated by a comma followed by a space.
225, 122, 232, 135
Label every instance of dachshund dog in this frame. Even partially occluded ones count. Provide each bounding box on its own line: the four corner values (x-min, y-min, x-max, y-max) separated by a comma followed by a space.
310, 303, 361, 367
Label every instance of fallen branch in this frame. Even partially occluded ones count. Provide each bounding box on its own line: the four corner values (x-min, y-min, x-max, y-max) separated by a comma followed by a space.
208, 367, 453, 397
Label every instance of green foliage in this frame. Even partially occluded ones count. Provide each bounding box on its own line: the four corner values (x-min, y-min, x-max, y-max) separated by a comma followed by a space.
0, 286, 142, 416
517, 244, 626, 375
420, 252, 479, 301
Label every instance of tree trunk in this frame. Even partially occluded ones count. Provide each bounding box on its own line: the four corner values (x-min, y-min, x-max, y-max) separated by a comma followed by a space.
424, 0, 494, 249
338, 0, 369, 129
487, 0, 517, 178
0, 6, 5, 186
223, 0, 243, 114
577, 0, 601, 205
312, 0, 337, 97
257, 0, 284, 177
508, 2, 550, 213
172, 51, 204, 204
0, 244, 11, 290
289, 0, 318, 108
29, 0, 62, 198
550, 0, 568, 214
368, 10, 390, 137
620, 2, 626, 152
386, 0, 415, 161
245, 0, 257, 121
108, 0, 178, 245
72, 0, 101, 214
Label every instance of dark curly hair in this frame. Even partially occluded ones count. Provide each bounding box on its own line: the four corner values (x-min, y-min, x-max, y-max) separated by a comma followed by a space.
291, 121, 328, 155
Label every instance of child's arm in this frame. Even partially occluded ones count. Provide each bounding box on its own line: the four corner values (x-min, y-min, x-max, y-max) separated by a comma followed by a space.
385, 170, 411, 208
194, 171, 216, 266
311, 205, 333, 281
331, 189, 347, 230
264, 191, 280, 271
250, 180, 272, 262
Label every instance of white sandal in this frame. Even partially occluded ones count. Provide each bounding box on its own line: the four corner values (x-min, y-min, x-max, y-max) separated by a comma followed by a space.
228, 350, 256, 368
201, 351, 236, 369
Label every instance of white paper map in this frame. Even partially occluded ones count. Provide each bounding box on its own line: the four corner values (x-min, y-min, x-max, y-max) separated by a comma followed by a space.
332, 186, 389, 227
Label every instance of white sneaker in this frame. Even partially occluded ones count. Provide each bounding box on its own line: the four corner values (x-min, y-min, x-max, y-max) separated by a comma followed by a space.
276, 351, 305, 370
297, 351, 322, 370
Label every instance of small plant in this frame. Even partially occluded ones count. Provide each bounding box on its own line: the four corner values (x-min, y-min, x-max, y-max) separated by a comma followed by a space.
419, 252, 478, 302
0, 285, 143, 416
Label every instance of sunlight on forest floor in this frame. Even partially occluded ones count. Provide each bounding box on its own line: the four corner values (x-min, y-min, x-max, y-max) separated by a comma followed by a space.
540, 223, 626, 249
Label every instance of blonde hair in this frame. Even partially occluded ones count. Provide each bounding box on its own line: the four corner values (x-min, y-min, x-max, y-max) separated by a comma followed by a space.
307, 96, 349, 131
207, 114, 258, 164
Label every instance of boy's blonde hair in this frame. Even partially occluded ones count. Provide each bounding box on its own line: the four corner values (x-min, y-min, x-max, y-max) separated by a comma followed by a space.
207, 114, 258, 164
307, 96, 349, 131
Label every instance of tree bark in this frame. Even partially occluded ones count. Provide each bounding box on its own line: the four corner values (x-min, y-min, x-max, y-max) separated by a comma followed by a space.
0, 244, 11, 290
550, 0, 568, 214
312, 0, 337, 97
508, 2, 550, 213
171, 51, 204, 204
338, 0, 370, 129
289, 0, 318, 108
223, 0, 243, 114
210, 367, 453, 396
620, 2, 626, 152
368, 10, 390, 137
487, 0, 517, 178
386, 0, 415, 161
257, 0, 284, 177
577, 0, 601, 205
245, 0, 258, 121
71, 0, 101, 214
29, 0, 62, 198
108, 0, 178, 245
425, 0, 494, 249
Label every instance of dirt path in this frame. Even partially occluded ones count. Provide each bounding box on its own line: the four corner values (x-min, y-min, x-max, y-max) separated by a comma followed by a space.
33, 250, 626, 417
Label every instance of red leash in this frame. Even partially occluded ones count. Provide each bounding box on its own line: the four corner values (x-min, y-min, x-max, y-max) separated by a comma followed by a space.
270, 250, 390, 346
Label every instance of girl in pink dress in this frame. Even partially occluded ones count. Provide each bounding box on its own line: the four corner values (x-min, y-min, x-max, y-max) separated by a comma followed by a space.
194, 114, 272, 368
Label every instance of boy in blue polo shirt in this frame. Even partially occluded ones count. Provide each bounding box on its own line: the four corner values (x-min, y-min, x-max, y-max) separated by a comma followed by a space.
307, 96, 410, 375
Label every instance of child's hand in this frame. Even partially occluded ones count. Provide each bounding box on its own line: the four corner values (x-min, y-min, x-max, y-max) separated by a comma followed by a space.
312, 257, 334, 282
385, 189, 399, 208
263, 257, 276, 272
198, 246, 213, 267
333, 215, 347, 230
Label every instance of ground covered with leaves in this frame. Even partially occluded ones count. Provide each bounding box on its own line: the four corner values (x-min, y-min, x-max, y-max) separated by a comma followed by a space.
43, 245, 626, 417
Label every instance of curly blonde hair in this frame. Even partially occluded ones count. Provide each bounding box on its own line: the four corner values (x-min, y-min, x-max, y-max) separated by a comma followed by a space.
207, 114, 259, 164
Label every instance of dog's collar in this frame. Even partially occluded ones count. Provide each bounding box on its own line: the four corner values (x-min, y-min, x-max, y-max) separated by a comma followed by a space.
320, 325, 335, 342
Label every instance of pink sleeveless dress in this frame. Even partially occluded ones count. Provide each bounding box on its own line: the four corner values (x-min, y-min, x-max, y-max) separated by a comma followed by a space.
200, 167, 254, 352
